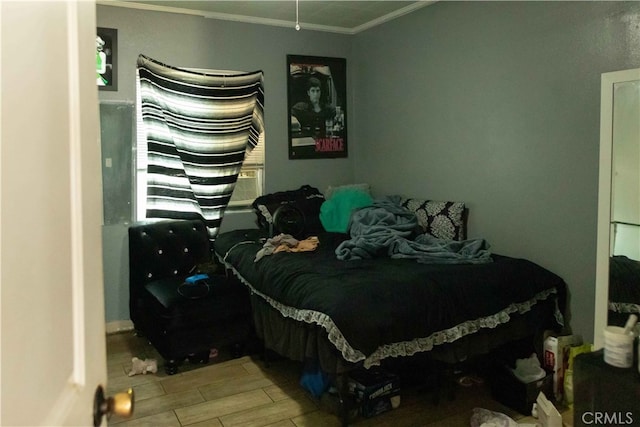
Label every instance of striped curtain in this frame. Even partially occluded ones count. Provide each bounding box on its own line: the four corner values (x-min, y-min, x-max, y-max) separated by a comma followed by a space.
136, 54, 264, 243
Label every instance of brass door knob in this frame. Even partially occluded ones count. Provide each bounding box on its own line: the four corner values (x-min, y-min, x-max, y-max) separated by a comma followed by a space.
93, 385, 134, 426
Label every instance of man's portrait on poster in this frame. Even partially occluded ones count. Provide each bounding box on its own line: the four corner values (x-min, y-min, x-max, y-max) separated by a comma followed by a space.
287, 55, 347, 159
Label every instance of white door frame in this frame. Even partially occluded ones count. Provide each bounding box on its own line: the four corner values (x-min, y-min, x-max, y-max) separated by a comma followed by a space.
1, 1, 107, 425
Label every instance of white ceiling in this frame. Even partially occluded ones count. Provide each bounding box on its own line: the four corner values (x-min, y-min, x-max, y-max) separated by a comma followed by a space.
101, 1, 434, 34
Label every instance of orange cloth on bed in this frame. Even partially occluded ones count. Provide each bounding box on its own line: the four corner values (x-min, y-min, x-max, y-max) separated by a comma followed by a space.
255, 234, 320, 262
274, 236, 320, 253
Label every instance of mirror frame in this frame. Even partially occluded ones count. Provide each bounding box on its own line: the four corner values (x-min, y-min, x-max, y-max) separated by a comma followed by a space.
594, 67, 640, 349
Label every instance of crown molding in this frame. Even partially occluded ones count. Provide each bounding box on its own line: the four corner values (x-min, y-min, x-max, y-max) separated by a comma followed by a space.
97, 0, 436, 35
352, 1, 435, 34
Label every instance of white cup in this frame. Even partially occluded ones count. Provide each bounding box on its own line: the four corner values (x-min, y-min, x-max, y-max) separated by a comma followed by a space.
603, 326, 634, 368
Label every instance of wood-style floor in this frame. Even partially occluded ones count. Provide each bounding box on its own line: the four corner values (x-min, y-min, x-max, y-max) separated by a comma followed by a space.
105, 332, 559, 427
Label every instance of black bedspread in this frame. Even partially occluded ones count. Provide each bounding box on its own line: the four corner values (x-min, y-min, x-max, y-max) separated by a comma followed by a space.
609, 255, 640, 317
214, 229, 565, 367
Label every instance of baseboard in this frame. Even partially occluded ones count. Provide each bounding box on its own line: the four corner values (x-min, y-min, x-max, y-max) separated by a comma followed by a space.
106, 320, 134, 335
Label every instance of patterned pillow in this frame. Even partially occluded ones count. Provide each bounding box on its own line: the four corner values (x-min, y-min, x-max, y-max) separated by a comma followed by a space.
400, 198, 466, 241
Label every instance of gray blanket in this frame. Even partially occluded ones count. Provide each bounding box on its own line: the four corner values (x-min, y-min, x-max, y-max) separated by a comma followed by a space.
336, 195, 492, 264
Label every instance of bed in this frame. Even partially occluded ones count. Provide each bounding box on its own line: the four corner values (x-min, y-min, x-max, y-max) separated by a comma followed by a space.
608, 255, 640, 326
213, 195, 566, 420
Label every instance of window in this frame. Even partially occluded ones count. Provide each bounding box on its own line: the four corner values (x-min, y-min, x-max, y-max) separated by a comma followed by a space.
228, 134, 264, 208
135, 136, 264, 220
135, 62, 265, 221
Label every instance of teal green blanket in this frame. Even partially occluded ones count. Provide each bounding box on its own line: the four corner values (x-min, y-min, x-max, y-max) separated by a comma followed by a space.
319, 188, 373, 233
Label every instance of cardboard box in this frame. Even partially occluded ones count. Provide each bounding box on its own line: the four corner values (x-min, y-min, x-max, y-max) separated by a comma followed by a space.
543, 334, 582, 402
348, 368, 400, 417
489, 366, 554, 415
360, 391, 401, 418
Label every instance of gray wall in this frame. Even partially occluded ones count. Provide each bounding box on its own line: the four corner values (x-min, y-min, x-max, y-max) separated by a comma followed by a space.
97, 5, 355, 323
97, 5, 355, 192
351, 1, 640, 342
99, 2, 640, 343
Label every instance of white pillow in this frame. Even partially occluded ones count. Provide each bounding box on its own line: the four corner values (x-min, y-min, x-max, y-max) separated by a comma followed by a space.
324, 183, 371, 200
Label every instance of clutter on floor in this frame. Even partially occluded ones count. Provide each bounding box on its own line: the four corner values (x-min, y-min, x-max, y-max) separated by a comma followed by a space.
348, 367, 401, 418
543, 333, 583, 403
456, 374, 485, 387
469, 407, 520, 427
489, 353, 553, 416
533, 392, 562, 427
127, 357, 158, 376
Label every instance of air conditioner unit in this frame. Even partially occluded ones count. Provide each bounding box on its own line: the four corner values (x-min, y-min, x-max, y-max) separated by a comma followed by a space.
229, 169, 262, 207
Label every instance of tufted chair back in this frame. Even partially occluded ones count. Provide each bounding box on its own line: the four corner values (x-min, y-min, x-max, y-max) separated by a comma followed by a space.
128, 219, 211, 327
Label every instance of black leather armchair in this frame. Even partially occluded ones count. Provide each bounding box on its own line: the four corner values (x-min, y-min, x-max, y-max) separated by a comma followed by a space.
128, 219, 252, 374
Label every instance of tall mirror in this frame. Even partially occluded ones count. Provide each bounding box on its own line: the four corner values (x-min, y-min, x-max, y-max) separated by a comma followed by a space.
595, 68, 640, 349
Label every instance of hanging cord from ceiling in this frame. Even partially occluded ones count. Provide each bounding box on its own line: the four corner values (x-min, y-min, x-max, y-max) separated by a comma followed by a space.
295, 0, 300, 31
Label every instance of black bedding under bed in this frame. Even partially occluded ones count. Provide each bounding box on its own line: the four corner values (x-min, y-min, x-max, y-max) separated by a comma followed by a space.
608, 255, 640, 326
214, 229, 566, 378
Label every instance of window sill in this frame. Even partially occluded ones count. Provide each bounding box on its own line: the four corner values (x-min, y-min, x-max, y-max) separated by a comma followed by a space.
225, 205, 254, 214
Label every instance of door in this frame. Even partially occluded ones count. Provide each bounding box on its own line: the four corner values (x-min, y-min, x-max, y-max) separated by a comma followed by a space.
595, 67, 640, 349
1, 1, 109, 425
